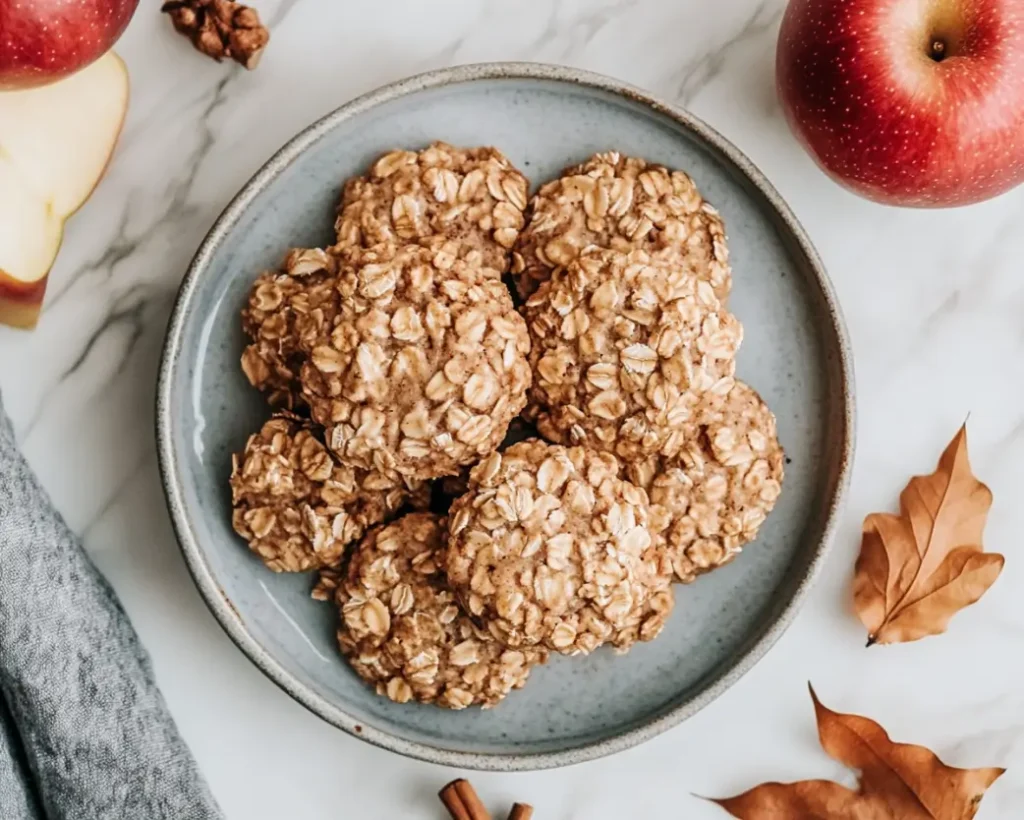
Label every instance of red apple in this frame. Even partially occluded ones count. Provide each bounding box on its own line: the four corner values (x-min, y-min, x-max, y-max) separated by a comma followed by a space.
0, 0, 138, 90
776, 0, 1024, 206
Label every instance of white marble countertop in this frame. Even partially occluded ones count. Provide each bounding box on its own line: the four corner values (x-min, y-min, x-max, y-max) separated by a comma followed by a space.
2, 1, 1023, 817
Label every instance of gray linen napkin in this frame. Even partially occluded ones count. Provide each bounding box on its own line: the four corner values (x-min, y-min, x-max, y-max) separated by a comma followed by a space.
0, 396, 223, 819
0, 696, 41, 820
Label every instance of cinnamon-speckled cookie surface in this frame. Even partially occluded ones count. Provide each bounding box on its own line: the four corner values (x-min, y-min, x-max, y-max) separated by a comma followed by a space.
513, 152, 731, 301
230, 417, 428, 572
316, 513, 547, 709
522, 247, 741, 460
627, 382, 784, 583
446, 440, 674, 655
335, 142, 528, 271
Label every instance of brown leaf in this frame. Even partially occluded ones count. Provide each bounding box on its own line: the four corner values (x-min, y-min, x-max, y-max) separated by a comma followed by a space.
711, 685, 1004, 819
853, 424, 1003, 645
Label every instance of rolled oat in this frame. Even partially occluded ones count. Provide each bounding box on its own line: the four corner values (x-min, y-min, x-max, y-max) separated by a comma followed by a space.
299, 242, 531, 479
240, 247, 339, 409
230, 416, 427, 572
627, 381, 784, 582
335, 142, 528, 271
446, 440, 674, 655
512, 152, 731, 300
322, 513, 546, 709
523, 248, 741, 460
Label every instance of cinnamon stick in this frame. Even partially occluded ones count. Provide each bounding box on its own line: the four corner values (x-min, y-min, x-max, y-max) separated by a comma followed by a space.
455, 779, 491, 819
508, 803, 534, 820
439, 779, 491, 820
439, 780, 472, 820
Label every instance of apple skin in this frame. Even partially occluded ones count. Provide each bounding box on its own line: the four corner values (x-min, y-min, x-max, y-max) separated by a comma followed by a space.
777, 0, 1024, 206
0, 271, 50, 330
0, 0, 139, 90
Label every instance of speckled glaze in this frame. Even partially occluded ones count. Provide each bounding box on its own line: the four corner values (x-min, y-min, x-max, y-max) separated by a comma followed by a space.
156, 63, 855, 771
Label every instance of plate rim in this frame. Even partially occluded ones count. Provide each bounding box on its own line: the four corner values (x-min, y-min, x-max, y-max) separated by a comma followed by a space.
156, 60, 856, 771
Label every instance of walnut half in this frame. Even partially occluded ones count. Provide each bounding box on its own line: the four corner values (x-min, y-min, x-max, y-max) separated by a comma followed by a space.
162, 0, 270, 69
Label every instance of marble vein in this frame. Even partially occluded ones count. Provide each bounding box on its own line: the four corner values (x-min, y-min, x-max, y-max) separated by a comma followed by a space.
668, 0, 783, 105
81, 451, 155, 541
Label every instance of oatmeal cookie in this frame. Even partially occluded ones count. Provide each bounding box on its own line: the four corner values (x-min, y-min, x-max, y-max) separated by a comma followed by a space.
335, 142, 529, 270
429, 417, 541, 514
446, 440, 674, 655
299, 242, 531, 479
240, 247, 339, 409
523, 248, 741, 460
315, 513, 546, 709
230, 417, 428, 572
512, 152, 731, 300
626, 381, 784, 583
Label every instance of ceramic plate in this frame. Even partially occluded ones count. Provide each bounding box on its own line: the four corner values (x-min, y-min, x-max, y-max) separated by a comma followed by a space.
157, 63, 854, 770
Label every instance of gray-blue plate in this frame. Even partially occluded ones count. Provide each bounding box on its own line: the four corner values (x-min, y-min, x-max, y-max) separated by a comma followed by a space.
156, 63, 854, 771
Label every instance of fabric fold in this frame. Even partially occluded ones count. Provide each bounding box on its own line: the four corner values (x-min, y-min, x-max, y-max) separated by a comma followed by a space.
0, 399, 223, 820
0, 694, 43, 820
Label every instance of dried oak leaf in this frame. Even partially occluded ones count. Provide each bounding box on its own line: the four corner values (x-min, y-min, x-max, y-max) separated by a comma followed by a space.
853, 424, 1004, 646
712, 685, 1004, 819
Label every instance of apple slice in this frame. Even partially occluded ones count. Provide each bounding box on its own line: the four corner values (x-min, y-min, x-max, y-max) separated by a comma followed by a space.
0, 162, 64, 328
0, 159, 65, 279
0, 52, 129, 329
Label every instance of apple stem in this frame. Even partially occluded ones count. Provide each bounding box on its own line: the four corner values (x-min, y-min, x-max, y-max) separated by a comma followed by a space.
930, 39, 947, 61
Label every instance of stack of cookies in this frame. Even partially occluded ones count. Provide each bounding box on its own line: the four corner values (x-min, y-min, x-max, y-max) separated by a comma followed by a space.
230, 144, 784, 710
